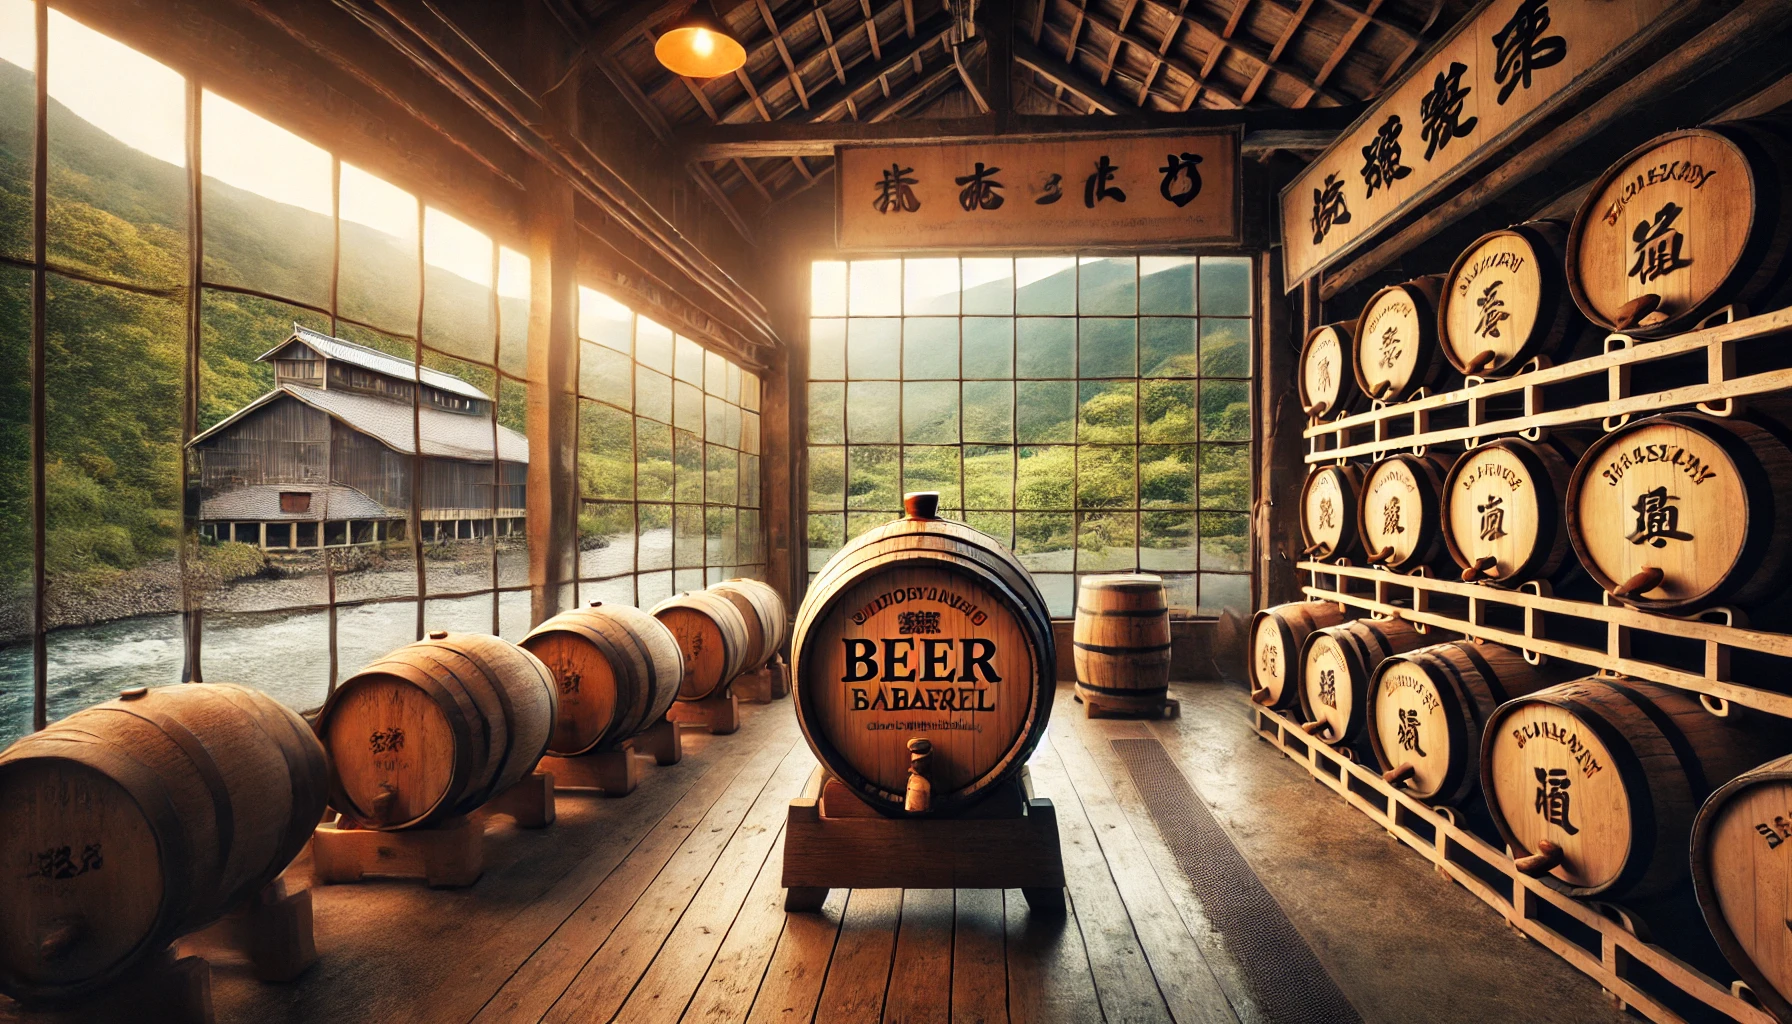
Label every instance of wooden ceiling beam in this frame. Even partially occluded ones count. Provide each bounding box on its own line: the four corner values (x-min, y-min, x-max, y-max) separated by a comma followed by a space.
790, 14, 957, 122
752, 0, 811, 109
1012, 34, 1128, 113
1148, 0, 1350, 105
593, 0, 696, 53
1074, 7, 1246, 109
705, 8, 947, 124
864, 41, 975, 121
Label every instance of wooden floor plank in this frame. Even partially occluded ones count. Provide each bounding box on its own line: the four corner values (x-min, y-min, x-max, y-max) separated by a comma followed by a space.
813, 889, 902, 1024
881, 889, 954, 1024
615, 742, 816, 1024
743, 887, 850, 1024
951, 889, 1007, 1024
1003, 887, 1102, 1024
540, 724, 803, 1024
677, 826, 796, 1024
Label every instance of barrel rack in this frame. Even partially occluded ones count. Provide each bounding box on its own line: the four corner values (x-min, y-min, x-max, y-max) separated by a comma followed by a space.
1281, 304, 1792, 1022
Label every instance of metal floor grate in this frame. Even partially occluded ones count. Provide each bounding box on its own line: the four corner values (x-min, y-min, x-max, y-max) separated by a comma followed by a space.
1110, 737, 1363, 1024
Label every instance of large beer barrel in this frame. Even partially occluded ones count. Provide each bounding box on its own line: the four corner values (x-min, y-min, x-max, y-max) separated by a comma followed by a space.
1438, 221, 1595, 377
1300, 464, 1365, 563
1366, 640, 1557, 807
710, 578, 787, 673
1353, 276, 1447, 404
1482, 676, 1785, 901
1692, 754, 1792, 1021
317, 631, 557, 830
1358, 452, 1454, 571
1443, 434, 1590, 588
1299, 323, 1366, 418
651, 591, 751, 701
521, 602, 684, 756
0, 684, 327, 1002
1073, 574, 1171, 713
1249, 600, 1348, 712
792, 491, 1054, 817
1568, 121, 1792, 338
1566, 412, 1792, 612
1297, 617, 1427, 752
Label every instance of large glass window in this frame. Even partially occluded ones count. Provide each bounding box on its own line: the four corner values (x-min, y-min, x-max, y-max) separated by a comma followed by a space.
808, 256, 1252, 619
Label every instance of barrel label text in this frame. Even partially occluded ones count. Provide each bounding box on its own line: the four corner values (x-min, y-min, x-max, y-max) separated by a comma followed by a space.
1458, 461, 1525, 493
1509, 720, 1605, 777
851, 587, 988, 627
1754, 815, 1792, 850
1381, 672, 1442, 713
1454, 248, 1526, 296
850, 687, 998, 713
370, 727, 406, 755
1599, 160, 1719, 227
24, 843, 103, 881
843, 637, 1000, 716
1597, 444, 1718, 488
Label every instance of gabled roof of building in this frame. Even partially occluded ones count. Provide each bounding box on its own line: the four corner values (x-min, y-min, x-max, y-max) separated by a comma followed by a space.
189, 385, 529, 463
200, 483, 398, 522
259, 324, 491, 402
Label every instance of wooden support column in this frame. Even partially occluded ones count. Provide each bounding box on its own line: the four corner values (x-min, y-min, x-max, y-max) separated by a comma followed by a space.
1255, 208, 1306, 612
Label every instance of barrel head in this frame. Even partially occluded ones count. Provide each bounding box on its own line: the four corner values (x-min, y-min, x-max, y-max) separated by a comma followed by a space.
1440, 230, 1547, 374
1300, 467, 1356, 561
1300, 324, 1350, 415
1360, 456, 1441, 569
1702, 776, 1792, 1013
657, 607, 732, 699
1484, 701, 1630, 891
526, 632, 622, 756
1371, 660, 1454, 800
1446, 442, 1546, 582
324, 676, 456, 827
1300, 634, 1355, 742
1250, 614, 1292, 706
1355, 285, 1429, 400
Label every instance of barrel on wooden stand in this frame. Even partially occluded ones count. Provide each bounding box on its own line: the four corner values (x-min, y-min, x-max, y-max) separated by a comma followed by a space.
1073, 574, 1172, 716
316, 630, 558, 830
1438, 221, 1596, 377
1443, 434, 1592, 589
1299, 322, 1367, 418
1482, 676, 1787, 901
1567, 121, 1792, 338
792, 491, 1055, 817
1566, 411, 1792, 613
1297, 616, 1428, 756
651, 590, 751, 701
1300, 464, 1365, 563
709, 578, 788, 674
1692, 754, 1792, 1021
521, 602, 684, 756
1357, 452, 1455, 572
1367, 640, 1560, 808
1353, 275, 1447, 404
0, 684, 328, 1002
1249, 600, 1349, 713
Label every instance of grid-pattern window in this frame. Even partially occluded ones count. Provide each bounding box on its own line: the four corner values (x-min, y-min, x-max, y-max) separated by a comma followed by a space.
576, 288, 765, 611
806, 256, 1252, 619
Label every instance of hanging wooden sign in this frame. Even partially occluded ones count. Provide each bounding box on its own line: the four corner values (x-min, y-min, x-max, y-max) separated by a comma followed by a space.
1280, 0, 1685, 288
836, 130, 1240, 251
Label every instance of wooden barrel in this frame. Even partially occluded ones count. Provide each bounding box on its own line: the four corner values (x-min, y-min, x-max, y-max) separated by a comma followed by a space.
1366, 640, 1557, 807
792, 491, 1055, 817
1691, 753, 1792, 1022
1482, 676, 1785, 901
1438, 221, 1595, 377
1353, 275, 1447, 404
1566, 412, 1792, 612
1299, 323, 1366, 418
1249, 601, 1348, 712
1357, 452, 1454, 571
1073, 574, 1171, 713
521, 602, 684, 757
0, 684, 327, 1001
1297, 617, 1427, 751
709, 578, 787, 673
1443, 434, 1590, 587
651, 591, 751, 701
1568, 121, 1792, 338
317, 630, 557, 830
1300, 464, 1365, 563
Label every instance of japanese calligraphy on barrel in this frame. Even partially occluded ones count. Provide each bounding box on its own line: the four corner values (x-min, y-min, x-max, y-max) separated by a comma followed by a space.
1443, 434, 1589, 588
1353, 276, 1447, 403
1358, 452, 1454, 571
1691, 753, 1792, 1022
1299, 323, 1366, 418
1439, 221, 1594, 376
1298, 617, 1427, 756
1250, 601, 1348, 712
651, 591, 752, 701
1300, 464, 1364, 563
521, 602, 684, 756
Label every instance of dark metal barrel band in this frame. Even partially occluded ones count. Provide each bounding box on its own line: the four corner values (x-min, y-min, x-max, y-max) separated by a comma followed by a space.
1076, 681, 1171, 698
1073, 640, 1173, 655
1074, 604, 1170, 618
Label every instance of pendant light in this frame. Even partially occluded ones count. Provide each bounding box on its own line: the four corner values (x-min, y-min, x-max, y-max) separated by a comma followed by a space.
654, 1, 747, 79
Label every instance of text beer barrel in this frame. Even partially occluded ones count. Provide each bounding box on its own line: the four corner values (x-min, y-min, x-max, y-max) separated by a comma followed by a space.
521, 602, 684, 756
1438, 221, 1595, 377
1358, 452, 1454, 571
1691, 754, 1792, 1022
1482, 676, 1785, 900
1249, 600, 1348, 712
1354, 276, 1447, 404
1298, 617, 1427, 754
1444, 434, 1590, 588
0, 684, 327, 1002
792, 492, 1054, 817
1300, 464, 1365, 563
651, 591, 751, 701
1299, 323, 1367, 418
317, 631, 557, 830
1073, 574, 1171, 714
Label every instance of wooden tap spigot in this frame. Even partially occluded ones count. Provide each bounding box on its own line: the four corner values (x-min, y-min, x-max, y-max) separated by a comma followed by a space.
1298, 720, 1324, 735
1462, 555, 1499, 582
1614, 566, 1665, 599
370, 783, 398, 825
1466, 349, 1497, 374
38, 919, 81, 961
1249, 688, 1273, 706
1514, 839, 1564, 877
1371, 380, 1394, 401
1305, 402, 1327, 419
1367, 546, 1396, 566
905, 738, 934, 813
1302, 540, 1329, 556
1612, 294, 1661, 332
1382, 763, 1416, 785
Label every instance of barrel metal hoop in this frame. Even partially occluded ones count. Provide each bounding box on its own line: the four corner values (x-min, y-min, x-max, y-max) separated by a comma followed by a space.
1074, 604, 1170, 618
1075, 681, 1171, 699
97, 704, 236, 884
1072, 640, 1173, 655
447, 641, 532, 800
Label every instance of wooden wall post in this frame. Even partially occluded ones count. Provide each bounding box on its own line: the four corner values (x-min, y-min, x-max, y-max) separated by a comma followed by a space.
1254, 233, 1307, 613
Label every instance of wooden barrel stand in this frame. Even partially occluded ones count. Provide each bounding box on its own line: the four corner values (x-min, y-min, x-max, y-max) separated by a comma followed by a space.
537, 718, 683, 797
666, 689, 740, 735
311, 770, 556, 889
732, 654, 791, 704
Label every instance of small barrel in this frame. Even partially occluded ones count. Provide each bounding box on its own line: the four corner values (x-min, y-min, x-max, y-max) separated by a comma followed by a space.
709, 578, 788, 673
317, 630, 558, 830
1073, 574, 1171, 713
1299, 322, 1366, 418
1438, 221, 1595, 377
1692, 754, 1792, 1022
1249, 600, 1348, 712
1367, 640, 1558, 807
1357, 452, 1454, 571
0, 684, 328, 1002
1298, 617, 1427, 752
521, 602, 685, 756
1353, 275, 1447, 404
1566, 411, 1792, 612
1567, 121, 1792, 338
1300, 464, 1365, 563
651, 591, 751, 701
1482, 676, 1786, 901
1443, 434, 1591, 588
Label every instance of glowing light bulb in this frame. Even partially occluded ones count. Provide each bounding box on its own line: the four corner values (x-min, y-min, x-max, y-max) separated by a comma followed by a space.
691, 28, 714, 57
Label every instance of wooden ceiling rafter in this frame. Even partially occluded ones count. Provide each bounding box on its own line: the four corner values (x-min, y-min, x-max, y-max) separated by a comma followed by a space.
1013, 34, 1126, 113
1063, 7, 1246, 109
1159, 0, 1352, 106
1134, 0, 1186, 106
